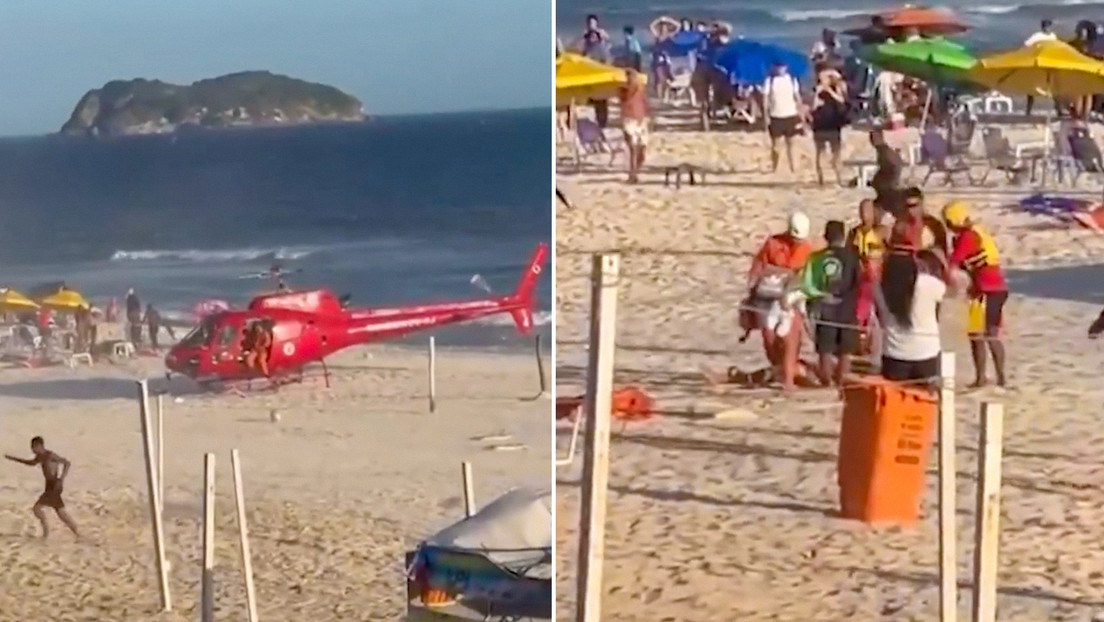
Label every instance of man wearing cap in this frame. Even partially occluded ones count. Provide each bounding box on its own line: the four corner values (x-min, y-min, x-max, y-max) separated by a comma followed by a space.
943, 200, 1009, 388
746, 212, 814, 390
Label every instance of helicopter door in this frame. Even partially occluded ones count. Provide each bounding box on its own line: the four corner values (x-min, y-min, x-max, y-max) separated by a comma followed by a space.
212, 319, 245, 365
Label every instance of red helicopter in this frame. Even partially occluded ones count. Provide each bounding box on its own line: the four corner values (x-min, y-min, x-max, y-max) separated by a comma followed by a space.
164, 243, 547, 386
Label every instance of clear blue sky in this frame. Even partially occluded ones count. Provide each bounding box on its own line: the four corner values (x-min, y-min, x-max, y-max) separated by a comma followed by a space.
0, 0, 551, 136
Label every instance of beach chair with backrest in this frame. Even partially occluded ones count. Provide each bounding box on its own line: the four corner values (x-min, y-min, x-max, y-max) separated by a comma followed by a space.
1067, 126, 1104, 186
920, 129, 975, 186
665, 55, 697, 107
979, 127, 1031, 184
574, 118, 622, 166
948, 115, 977, 156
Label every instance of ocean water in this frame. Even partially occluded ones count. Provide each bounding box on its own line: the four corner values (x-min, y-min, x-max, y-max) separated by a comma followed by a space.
558, 0, 1104, 53
0, 108, 552, 349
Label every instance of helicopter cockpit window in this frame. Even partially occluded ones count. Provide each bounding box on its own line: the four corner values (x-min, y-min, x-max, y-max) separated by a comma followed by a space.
178, 317, 215, 348
218, 324, 238, 348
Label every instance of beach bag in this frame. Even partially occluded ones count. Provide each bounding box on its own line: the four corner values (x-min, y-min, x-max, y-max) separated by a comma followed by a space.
752, 272, 789, 300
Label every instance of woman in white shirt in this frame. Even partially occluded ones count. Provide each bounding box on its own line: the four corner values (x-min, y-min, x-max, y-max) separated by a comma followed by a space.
874, 250, 947, 382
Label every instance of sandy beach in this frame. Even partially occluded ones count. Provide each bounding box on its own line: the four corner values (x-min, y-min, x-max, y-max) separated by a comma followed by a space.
0, 343, 549, 621
556, 106, 1104, 620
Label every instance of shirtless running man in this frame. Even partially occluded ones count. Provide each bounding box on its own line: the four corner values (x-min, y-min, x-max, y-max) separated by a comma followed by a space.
5, 436, 80, 540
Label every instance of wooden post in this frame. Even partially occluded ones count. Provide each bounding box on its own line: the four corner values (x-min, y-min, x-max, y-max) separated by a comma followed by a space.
231, 449, 259, 622
535, 334, 548, 395
461, 461, 476, 518
938, 352, 957, 622
428, 336, 437, 413
971, 402, 1004, 622
156, 392, 164, 514
137, 379, 172, 612
575, 253, 620, 622
201, 453, 216, 622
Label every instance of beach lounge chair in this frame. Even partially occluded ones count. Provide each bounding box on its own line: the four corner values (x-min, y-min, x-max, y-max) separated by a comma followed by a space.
665, 56, 697, 107
1066, 127, 1104, 186
920, 130, 975, 186
949, 116, 977, 156
978, 127, 1032, 184
574, 118, 622, 166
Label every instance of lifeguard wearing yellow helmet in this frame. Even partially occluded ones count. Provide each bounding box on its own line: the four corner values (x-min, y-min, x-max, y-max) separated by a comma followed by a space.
944, 198, 1009, 388
942, 200, 970, 230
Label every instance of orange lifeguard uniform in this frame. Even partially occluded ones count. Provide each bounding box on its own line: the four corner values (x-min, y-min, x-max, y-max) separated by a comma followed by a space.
747, 234, 812, 389
244, 325, 272, 377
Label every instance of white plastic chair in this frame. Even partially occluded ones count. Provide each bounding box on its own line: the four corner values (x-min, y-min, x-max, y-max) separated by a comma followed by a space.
664, 56, 697, 107
983, 92, 1014, 115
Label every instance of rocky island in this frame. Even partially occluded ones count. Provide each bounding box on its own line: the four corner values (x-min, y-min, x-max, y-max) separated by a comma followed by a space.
61, 71, 365, 137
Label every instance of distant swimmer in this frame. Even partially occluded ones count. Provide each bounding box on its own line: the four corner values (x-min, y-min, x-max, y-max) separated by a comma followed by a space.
4, 437, 80, 540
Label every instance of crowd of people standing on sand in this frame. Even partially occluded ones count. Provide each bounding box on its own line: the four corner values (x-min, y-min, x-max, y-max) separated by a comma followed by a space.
562, 14, 1021, 396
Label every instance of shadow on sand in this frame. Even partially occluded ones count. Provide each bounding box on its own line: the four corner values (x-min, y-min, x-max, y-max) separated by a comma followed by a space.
0, 375, 203, 401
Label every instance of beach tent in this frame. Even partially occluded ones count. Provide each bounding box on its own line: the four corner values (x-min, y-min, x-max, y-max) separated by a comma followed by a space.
406, 486, 551, 621
713, 39, 809, 87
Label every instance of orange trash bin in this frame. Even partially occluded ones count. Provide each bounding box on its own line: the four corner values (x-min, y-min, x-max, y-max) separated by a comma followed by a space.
837, 375, 937, 525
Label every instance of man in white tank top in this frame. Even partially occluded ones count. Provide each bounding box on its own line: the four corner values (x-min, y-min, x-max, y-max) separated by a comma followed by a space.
763, 63, 803, 173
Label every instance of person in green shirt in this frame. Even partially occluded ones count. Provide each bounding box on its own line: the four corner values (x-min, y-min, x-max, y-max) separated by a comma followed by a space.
800, 220, 862, 387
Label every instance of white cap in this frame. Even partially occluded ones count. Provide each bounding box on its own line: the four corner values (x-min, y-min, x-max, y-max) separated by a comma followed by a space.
788, 212, 810, 240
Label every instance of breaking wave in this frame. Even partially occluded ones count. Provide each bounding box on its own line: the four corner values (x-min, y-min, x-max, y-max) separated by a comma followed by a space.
111, 247, 315, 262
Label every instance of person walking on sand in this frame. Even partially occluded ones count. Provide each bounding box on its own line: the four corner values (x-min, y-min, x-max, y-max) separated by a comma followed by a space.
764, 62, 803, 174
942, 201, 1009, 388
619, 68, 650, 184
125, 287, 142, 345
5, 437, 80, 540
144, 303, 164, 349
811, 66, 849, 186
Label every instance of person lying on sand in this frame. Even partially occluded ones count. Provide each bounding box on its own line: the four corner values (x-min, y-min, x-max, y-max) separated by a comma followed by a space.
4, 436, 80, 540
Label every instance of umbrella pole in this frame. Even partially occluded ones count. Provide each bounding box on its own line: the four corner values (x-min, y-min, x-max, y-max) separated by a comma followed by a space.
570, 100, 581, 172
919, 87, 933, 131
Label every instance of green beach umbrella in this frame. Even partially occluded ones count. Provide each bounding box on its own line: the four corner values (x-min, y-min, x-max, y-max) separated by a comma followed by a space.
858, 38, 978, 86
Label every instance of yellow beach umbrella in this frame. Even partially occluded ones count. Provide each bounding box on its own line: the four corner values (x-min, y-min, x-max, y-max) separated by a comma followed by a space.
39, 289, 90, 311
968, 40, 1104, 185
0, 288, 39, 312
555, 53, 644, 107
968, 40, 1104, 97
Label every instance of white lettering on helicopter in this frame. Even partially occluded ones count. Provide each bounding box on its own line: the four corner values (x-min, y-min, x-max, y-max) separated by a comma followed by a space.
347, 316, 441, 334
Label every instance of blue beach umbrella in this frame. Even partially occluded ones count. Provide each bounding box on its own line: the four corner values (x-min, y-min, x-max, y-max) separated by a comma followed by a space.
713, 39, 809, 87
660, 30, 705, 57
